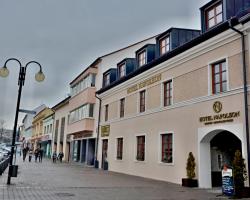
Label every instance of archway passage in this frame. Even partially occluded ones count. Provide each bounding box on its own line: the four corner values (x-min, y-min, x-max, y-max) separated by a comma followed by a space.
210, 131, 242, 187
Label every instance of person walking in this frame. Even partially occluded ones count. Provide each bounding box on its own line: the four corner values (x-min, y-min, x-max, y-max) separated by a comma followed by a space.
52, 151, 57, 163
38, 148, 43, 163
34, 148, 39, 162
28, 149, 33, 162
58, 152, 64, 163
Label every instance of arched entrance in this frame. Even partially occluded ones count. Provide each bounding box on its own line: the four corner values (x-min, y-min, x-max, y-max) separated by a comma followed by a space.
198, 125, 244, 188
210, 131, 241, 187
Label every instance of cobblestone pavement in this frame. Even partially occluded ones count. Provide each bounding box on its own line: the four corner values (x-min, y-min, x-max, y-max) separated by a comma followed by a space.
0, 157, 234, 200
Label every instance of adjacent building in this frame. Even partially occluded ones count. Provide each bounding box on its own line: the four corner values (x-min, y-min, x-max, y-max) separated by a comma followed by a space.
96, 0, 250, 188
42, 113, 54, 157
67, 36, 156, 166
21, 104, 46, 143
31, 107, 54, 150
52, 96, 70, 161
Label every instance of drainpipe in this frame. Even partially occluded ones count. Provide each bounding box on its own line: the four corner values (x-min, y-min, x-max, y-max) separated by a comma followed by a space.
229, 19, 250, 181
94, 93, 102, 168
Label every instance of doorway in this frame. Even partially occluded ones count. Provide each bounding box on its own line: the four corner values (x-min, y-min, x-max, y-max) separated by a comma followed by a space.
210, 131, 241, 187
198, 126, 244, 188
102, 139, 108, 169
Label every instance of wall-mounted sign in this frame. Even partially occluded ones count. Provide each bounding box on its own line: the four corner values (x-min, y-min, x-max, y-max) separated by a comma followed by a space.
127, 74, 161, 94
213, 101, 223, 113
101, 125, 110, 137
222, 166, 234, 196
199, 102, 240, 125
73, 132, 92, 140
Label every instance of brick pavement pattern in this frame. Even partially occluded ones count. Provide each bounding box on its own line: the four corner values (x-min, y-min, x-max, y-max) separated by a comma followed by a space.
0, 158, 232, 200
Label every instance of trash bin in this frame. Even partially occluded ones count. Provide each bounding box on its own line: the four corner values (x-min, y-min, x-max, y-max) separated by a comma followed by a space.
10, 165, 18, 177
103, 161, 108, 170
94, 160, 99, 168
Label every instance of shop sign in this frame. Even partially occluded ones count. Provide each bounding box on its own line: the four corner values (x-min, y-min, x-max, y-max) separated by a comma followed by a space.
73, 132, 92, 140
199, 101, 240, 125
127, 74, 161, 94
41, 134, 52, 142
222, 166, 234, 196
101, 125, 110, 137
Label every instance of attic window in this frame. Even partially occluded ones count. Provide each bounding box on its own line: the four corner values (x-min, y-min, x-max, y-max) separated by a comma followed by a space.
138, 50, 146, 67
160, 36, 170, 55
118, 63, 126, 78
206, 2, 223, 29
103, 73, 110, 87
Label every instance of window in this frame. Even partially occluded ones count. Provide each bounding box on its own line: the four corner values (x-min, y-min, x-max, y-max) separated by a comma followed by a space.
103, 73, 110, 87
44, 126, 46, 134
69, 104, 95, 124
139, 90, 146, 113
117, 138, 123, 160
54, 120, 59, 142
161, 133, 173, 163
136, 136, 145, 161
206, 2, 223, 29
118, 63, 126, 78
60, 117, 65, 142
70, 74, 96, 96
212, 60, 227, 94
163, 80, 172, 106
50, 124, 52, 133
105, 104, 109, 121
138, 50, 146, 67
160, 36, 170, 55
120, 98, 125, 118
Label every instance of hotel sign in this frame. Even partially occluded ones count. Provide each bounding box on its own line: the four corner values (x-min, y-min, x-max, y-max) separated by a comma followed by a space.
101, 125, 110, 137
127, 74, 161, 94
200, 101, 240, 126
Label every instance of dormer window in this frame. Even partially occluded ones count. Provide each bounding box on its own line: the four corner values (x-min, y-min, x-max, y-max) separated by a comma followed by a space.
118, 63, 126, 78
103, 73, 110, 87
206, 2, 223, 29
138, 50, 146, 67
160, 36, 170, 55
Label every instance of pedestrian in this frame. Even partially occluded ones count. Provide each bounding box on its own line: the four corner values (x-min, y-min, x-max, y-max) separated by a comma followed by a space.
58, 152, 64, 163
22, 146, 29, 162
34, 148, 39, 162
28, 149, 33, 162
52, 151, 57, 163
38, 148, 43, 163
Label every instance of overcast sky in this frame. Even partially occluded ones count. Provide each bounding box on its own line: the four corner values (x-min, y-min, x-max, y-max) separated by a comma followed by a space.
0, 0, 209, 129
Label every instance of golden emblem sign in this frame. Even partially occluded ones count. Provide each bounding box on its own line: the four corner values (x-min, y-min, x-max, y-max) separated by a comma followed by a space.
213, 101, 222, 113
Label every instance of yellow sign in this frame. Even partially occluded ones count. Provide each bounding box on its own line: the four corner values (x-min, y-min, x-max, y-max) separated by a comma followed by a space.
127, 74, 161, 94
213, 101, 222, 113
101, 125, 110, 137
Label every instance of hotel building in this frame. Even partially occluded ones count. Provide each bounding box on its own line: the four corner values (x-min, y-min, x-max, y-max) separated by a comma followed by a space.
96, 0, 250, 188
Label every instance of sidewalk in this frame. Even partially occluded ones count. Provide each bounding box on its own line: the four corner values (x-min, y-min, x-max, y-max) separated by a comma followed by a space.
0, 157, 234, 200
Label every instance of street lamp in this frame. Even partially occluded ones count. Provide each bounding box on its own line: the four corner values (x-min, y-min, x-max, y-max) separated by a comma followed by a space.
0, 58, 45, 185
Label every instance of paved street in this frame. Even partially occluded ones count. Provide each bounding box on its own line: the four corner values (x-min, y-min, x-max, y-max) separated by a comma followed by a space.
0, 158, 229, 200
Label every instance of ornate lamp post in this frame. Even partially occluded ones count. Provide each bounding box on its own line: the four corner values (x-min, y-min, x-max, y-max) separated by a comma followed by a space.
0, 58, 45, 185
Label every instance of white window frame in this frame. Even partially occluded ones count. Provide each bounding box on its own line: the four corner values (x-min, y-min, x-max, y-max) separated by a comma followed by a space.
160, 78, 174, 108
138, 49, 147, 67
134, 133, 146, 162
137, 89, 147, 114
207, 57, 229, 95
115, 136, 124, 161
158, 131, 175, 166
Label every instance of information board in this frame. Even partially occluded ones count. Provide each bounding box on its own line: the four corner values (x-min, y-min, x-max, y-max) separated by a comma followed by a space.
222, 167, 234, 196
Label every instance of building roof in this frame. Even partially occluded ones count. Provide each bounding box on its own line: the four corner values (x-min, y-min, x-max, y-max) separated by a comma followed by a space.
97, 17, 245, 95
52, 96, 71, 111
69, 34, 157, 85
